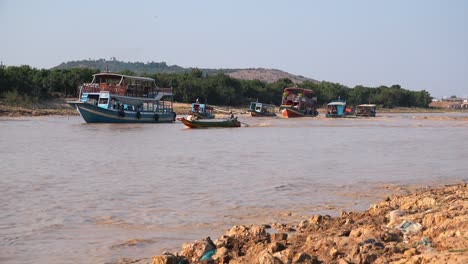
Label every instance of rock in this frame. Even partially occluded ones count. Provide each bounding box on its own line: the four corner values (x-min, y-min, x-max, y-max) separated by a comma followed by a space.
271, 233, 288, 242
337, 258, 351, 264
338, 230, 351, 237
150, 255, 178, 264
292, 252, 319, 264
268, 242, 286, 253
257, 249, 283, 264
404, 248, 417, 259
349, 228, 362, 238
329, 247, 338, 258
212, 247, 229, 263
179, 237, 216, 263
387, 210, 405, 228
309, 215, 323, 224
380, 229, 401, 242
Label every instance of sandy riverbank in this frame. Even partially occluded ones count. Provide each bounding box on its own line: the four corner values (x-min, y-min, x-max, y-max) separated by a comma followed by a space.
119, 183, 467, 264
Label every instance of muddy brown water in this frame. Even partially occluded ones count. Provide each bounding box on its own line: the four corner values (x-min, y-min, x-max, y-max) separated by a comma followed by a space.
1, 113, 467, 263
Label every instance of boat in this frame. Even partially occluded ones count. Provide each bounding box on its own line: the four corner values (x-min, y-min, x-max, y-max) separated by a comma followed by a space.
189, 101, 215, 119
177, 117, 241, 128
248, 102, 277, 117
279, 86, 318, 118
68, 73, 176, 123
355, 104, 376, 117
326, 99, 354, 118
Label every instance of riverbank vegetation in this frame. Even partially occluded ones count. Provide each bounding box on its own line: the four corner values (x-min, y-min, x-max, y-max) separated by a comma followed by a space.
1, 65, 432, 110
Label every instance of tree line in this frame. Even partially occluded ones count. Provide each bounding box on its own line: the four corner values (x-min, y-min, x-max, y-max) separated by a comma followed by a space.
0, 65, 432, 108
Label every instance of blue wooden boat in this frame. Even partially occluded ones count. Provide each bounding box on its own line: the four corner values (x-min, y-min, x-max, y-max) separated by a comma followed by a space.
326, 99, 354, 118
68, 73, 176, 123
248, 102, 277, 117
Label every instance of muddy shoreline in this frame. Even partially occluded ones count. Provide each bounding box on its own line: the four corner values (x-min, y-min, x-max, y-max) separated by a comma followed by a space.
119, 183, 467, 264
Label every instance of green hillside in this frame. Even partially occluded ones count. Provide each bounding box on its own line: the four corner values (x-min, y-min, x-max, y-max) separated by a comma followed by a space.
52, 58, 237, 75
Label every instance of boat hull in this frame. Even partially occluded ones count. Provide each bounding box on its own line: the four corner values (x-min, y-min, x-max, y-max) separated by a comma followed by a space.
281, 107, 318, 118
68, 101, 175, 123
249, 111, 276, 117
177, 117, 241, 128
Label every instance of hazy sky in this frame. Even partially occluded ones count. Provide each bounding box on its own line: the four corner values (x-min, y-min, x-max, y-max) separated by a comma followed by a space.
1, 0, 467, 98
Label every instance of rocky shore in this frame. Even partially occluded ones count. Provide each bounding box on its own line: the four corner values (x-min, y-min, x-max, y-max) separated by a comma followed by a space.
143, 183, 467, 264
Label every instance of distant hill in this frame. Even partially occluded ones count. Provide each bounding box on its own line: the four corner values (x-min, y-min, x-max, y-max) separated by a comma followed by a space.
226, 68, 318, 84
53, 59, 318, 84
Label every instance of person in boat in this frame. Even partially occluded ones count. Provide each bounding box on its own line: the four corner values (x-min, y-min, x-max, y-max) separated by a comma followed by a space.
229, 111, 235, 119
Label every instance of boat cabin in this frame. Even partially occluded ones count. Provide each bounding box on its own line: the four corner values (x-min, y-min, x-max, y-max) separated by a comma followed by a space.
191, 103, 213, 114
356, 104, 376, 117
248, 102, 276, 117
189, 103, 214, 119
281, 88, 315, 108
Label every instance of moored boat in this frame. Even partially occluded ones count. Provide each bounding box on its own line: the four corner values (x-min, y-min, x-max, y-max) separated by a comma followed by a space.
189, 102, 214, 119
356, 104, 377, 117
279, 86, 318, 118
177, 117, 241, 128
68, 73, 176, 123
326, 99, 349, 118
248, 102, 276, 117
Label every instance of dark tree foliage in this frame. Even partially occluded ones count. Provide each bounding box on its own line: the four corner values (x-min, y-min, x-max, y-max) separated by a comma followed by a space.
0, 66, 98, 101
0, 65, 432, 108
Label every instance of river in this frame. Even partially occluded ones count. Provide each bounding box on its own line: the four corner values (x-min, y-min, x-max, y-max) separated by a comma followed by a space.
0, 113, 467, 263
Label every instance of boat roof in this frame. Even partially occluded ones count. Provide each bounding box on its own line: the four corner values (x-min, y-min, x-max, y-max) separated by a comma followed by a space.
251, 102, 275, 107
328, 101, 346, 106
357, 104, 376, 107
283, 87, 315, 94
192, 103, 213, 110
93, 73, 155, 82
111, 94, 163, 105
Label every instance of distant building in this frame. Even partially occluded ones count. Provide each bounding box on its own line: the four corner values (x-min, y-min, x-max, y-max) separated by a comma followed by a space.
441, 97, 464, 103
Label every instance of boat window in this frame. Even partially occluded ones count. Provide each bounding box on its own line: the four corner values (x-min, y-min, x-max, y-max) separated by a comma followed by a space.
99, 98, 109, 104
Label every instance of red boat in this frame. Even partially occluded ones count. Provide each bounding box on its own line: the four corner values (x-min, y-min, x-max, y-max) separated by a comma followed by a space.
279, 86, 319, 118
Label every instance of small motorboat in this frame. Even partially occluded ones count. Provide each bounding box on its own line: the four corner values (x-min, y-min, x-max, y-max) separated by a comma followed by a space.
177, 117, 241, 128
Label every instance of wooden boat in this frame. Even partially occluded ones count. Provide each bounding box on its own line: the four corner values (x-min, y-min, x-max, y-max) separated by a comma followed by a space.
356, 104, 376, 117
189, 102, 214, 119
326, 99, 348, 118
177, 117, 241, 128
279, 86, 318, 118
68, 73, 175, 123
248, 102, 276, 117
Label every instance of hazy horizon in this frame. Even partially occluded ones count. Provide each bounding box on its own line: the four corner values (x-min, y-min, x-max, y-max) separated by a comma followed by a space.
1, 0, 467, 98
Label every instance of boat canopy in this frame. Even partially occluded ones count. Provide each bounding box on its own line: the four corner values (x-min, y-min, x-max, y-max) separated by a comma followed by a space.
92, 73, 155, 82
283, 87, 315, 95
357, 104, 376, 107
328, 101, 347, 106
